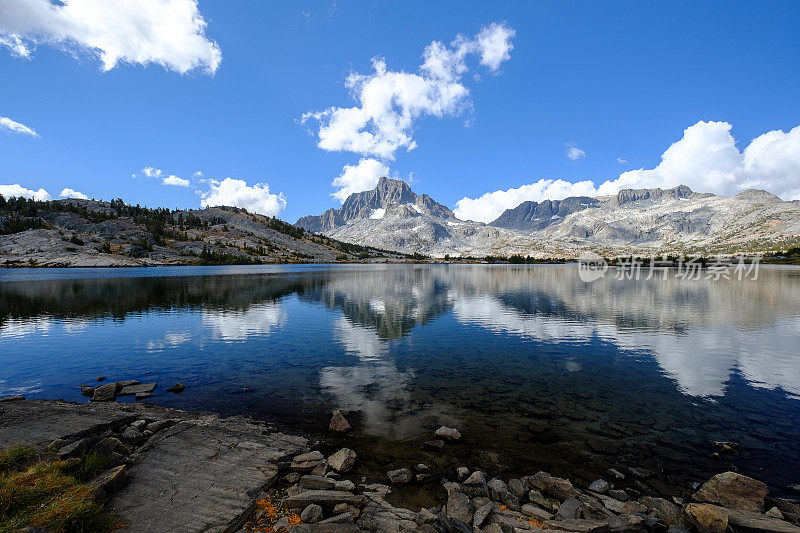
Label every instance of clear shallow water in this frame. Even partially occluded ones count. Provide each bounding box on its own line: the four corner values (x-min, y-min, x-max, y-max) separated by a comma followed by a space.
2, 264, 800, 497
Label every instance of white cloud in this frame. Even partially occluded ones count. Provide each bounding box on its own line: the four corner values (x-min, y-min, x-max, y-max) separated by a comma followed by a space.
0, 0, 221, 74
0, 116, 38, 136
455, 120, 800, 223
141, 166, 163, 178
60, 187, 88, 199
566, 146, 586, 160
163, 175, 189, 187
454, 179, 599, 223
0, 183, 51, 201
331, 158, 390, 202
617, 157, 628, 164
303, 22, 514, 160
200, 178, 286, 216
192, 170, 203, 177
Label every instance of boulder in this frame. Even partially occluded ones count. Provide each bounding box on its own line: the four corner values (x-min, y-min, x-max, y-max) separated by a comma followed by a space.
327, 448, 357, 472
456, 466, 469, 481
683, 503, 728, 533
693, 471, 768, 512
542, 518, 610, 532
118, 383, 157, 396
291, 451, 326, 472
588, 479, 610, 494
92, 383, 117, 402
335, 480, 355, 492
387, 468, 413, 485
557, 498, 585, 520
300, 475, 336, 490
640, 496, 680, 525
89, 465, 127, 502
282, 490, 366, 509
521, 503, 553, 520
79, 385, 95, 398
542, 475, 580, 501
445, 483, 474, 524
434, 426, 462, 441
487, 478, 508, 502
607, 489, 629, 502
473, 501, 495, 528
462, 470, 488, 497
330, 410, 351, 433
607, 513, 647, 532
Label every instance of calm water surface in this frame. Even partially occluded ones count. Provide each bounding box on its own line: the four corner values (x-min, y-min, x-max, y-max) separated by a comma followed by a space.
2, 264, 799, 498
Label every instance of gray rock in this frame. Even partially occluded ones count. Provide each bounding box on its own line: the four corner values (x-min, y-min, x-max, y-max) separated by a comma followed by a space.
387, 468, 413, 485
300, 475, 336, 490
80, 385, 95, 398
333, 503, 360, 519
718, 504, 800, 533
462, 470, 488, 497
521, 503, 553, 520
282, 490, 366, 509
445, 483, 474, 524
487, 478, 508, 502
335, 480, 355, 492
607, 489, 630, 502
627, 466, 653, 479
92, 383, 117, 402
693, 471, 768, 512
119, 383, 157, 396
114, 380, 140, 391
508, 478, 526, 501
58, 437, 98, 459
329, 410, 351, 433
311, 463, 328, 477
272, 517, 289, 530
557, 497, 585, 520
434, 426, 462, 441
640, 496, 680, 525
146, 419, 174, 433
0, 395, 25, 402
588, 479, 610, 494
414, 463, 432, 474
416, 507, 437, 526
292, 451, 327, 472
606, 468, 625, 480
790, 485, 800, 495
92, 437, 130, 458
456, 466, 470, 481
543, 518, 610, 532
130, 419, 147, 430
607, 513, 647, 532
135, 392, 153, 401
89, 465, 127, 502
473, 501, 495, 527
767, 507, 785, 519
122, 427, 146, 445
327, 448, 356, 472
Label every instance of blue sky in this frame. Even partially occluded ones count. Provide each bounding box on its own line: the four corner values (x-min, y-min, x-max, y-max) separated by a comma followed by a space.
1, 1, 800, 223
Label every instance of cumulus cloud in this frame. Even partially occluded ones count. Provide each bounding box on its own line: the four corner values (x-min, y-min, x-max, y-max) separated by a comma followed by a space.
455, 120, 800, 223
140, 167, 163, 178
162, 175, 189, 187
59, 188, 88, 199
303, 22, 515, 160
0, 0, 221, 74
200, 178, 286, 216
454, 179, 599, 223
0, 183, 51, 201
0, 116, 38, 136
331, 158, 390, 202
566, 146, 585, 160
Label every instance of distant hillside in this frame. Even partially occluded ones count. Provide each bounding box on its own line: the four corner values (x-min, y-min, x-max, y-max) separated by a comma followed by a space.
0, 195, 402, 267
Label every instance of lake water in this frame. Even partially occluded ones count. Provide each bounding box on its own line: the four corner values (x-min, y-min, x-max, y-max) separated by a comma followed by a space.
2, 264, 799, 500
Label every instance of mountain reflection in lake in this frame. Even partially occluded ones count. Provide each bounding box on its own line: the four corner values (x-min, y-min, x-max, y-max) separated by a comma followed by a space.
2, 264, 799, 495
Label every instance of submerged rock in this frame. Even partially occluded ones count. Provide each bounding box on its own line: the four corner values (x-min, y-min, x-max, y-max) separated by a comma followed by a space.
119, 383, 157, 396
434, 426, 462, 441
421, 439, 445, 452
165, 383, 185, 393
330, 409, 351, 433
387, 468, 413, 485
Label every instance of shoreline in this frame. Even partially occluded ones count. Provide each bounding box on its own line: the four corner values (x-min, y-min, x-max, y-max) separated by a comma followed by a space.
2, 396, 799, 532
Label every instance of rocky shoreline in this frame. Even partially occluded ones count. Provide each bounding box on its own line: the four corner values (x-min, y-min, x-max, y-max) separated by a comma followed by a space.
1, 396, 799, 532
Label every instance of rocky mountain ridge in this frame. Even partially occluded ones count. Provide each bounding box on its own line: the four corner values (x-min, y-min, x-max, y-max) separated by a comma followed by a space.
296, 179, 800, 257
